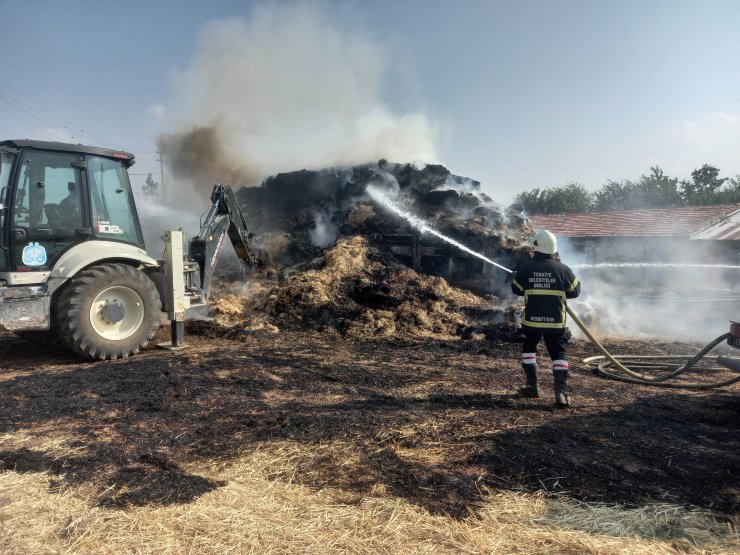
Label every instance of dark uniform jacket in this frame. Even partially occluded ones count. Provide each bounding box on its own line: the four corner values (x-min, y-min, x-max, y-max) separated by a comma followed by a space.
511, 253, 581, 331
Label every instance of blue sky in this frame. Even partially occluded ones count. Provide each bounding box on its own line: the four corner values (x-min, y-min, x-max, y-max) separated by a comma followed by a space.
1, 0, 739, 203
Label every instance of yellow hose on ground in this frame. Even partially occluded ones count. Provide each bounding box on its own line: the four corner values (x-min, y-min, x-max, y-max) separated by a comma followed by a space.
566, 306, 740, 389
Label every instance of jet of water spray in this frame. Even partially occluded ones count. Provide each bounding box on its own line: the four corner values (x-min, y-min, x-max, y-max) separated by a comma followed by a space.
573, 262, 740, 270
366, 184, 514, 274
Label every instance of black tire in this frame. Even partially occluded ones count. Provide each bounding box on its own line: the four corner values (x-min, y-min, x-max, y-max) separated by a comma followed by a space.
56, 263, 161, 360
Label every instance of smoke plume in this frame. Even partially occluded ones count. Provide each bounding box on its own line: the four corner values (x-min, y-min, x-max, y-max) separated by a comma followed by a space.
158, 3, 438, 195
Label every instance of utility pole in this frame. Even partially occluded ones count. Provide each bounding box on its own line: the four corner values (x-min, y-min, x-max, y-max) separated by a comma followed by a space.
156, 149, 165, 203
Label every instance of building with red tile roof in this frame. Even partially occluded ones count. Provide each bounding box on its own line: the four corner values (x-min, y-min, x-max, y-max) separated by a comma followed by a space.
529, 204, 740, 239
527, 204, 740, 265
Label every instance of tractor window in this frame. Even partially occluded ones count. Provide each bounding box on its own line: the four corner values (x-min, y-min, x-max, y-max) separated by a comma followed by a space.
13, 151, 83, 236
87, 155, 143, 247
0, 150, 18, 271
9, 150, 83, 271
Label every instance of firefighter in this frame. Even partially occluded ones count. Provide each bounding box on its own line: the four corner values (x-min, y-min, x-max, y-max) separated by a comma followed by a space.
511, 230, 581, 407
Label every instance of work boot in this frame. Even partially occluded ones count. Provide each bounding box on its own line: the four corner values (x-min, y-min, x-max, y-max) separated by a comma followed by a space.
553, 369, 570, 408
518, 363, 539, 397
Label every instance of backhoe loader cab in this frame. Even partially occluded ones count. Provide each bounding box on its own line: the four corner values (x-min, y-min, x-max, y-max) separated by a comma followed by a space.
0, 140, 146, 272
0, 140, 260, 360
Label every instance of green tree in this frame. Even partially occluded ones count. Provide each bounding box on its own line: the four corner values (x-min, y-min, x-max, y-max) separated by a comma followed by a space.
593, 166, 680, 211
680, 164, 727, 205
516, 182, 592, 214
637, 166, 681, 207
515, 165, 736, 215
546, 182, 592, 213
715, 175, 740, 204
516, 187, 547, 214
592, 179, 632, 211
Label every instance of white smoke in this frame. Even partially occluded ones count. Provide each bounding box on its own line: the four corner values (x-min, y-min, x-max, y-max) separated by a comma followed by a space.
161, 3, 438, 190
440, 175, 481, 193
558, 237, 740, 342
308, 210, 339, 247
135, 199, 201, 257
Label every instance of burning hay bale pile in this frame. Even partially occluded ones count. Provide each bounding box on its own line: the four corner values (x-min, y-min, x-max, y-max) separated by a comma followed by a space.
201, 162, 533, 341
236, 161, 534, 278
207, 235, 521, 340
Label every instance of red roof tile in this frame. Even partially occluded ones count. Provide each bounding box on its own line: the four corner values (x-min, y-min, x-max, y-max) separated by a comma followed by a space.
529, 205, 740, 238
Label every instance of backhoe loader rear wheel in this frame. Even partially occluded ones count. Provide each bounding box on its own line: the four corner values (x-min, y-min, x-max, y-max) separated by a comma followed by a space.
57, 263, 161, 360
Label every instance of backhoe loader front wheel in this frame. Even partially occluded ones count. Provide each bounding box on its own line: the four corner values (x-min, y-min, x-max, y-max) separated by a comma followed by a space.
57, 263, 161, 360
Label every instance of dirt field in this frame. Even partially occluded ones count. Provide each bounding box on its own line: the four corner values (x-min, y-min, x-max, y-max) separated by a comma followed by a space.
1, 325, 738, 553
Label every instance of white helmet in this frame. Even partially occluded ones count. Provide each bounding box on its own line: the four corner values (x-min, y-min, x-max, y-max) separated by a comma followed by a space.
533, 229, 557, 254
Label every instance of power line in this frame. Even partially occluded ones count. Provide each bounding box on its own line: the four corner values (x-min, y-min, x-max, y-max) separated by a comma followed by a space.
0, 106, 72, 142
0, 79, 129, 150
0, 92, 79, 139
0, 101, 160, 169
0, 79, 157, 155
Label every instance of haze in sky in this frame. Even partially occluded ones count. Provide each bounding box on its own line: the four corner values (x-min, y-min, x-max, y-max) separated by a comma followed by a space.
1, 0, 739, 204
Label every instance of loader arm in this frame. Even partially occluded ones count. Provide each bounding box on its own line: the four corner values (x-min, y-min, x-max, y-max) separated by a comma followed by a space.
188, 183, 261, 300
158, 183, 262, 350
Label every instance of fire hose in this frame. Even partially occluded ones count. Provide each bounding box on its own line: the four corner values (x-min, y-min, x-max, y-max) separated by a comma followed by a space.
567, 306, 740, 390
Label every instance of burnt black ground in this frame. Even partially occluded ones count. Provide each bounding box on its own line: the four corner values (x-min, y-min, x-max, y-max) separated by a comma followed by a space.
0, 327, 737, 518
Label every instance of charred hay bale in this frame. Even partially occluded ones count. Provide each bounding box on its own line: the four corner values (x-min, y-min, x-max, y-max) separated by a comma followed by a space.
344, 202, 376, 232
420, 190, 461, 208
394, 163, 451, 194
227, 157, 539, 312
236, 162, 534, 286
417, 190, 483, 216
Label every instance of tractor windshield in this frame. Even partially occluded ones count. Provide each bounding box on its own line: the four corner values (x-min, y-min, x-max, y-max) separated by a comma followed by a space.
87, 155, 144, 248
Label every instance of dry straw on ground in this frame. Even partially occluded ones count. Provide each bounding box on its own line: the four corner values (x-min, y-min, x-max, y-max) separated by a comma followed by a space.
1, 443, 737, 555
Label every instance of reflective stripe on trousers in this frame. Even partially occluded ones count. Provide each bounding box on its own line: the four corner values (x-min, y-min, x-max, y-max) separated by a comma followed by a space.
521, 352, 537, 365
552, 359, 569, 371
